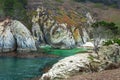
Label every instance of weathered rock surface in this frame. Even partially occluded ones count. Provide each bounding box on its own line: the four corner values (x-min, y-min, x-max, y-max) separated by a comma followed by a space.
32, 7, 94, 49
50, 23, 75, 49
0, 22, 15, 52
10, 20, 37, 52
40, 53, 92, 80
82, 42, 94, 49
40, 44, 120, 80
98, 44, 120, 69
0, 19, 37, 53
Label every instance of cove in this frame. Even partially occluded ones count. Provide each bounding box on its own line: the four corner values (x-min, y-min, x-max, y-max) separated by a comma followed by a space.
0, 57, 61, 80
40, 45, 87, 57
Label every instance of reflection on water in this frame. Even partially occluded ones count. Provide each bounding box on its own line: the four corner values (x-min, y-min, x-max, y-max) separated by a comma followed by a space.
0, 57, 61, 80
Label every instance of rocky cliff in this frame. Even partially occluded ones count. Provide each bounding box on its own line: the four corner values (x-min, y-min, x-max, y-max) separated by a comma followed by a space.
31, 7, 94, 49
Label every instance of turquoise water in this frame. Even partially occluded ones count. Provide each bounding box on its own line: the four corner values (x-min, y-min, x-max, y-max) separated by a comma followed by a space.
40, 45, 87, 57
0, 46, 87, 80
0, 57, 61, 80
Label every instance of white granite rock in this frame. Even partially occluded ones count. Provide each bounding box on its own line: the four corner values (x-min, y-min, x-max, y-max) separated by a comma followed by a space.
82, 42, 94, 48
9, 20, 37, 52
40, 44, 120, 80
0, 24, 15, 52
40, 53, 92, 80
0, 20, 37, 53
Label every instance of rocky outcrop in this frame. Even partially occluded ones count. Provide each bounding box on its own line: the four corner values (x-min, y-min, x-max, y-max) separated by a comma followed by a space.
10, 20, 37, 52
98, 44, 120, 69
0, 19, 37, 53
40, 53, 93, 80
31, 7, 94, 49
40, 44, 120, 80
32, 7, 76, 49
0, 21, 15, 52
50, 23, 75, 49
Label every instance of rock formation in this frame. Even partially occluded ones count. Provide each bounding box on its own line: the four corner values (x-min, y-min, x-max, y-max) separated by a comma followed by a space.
40, 44, 120, 80
0, 18, 37, 53
32, 7, 76, 49
32, 7, 94, 49
40, 53, 92, 80
50, 23, 75, 49
0, 20, 16, 52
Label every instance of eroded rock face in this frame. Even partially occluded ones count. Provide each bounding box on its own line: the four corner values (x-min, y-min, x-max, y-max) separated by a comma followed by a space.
0, 19, 37, 53
10, 20, 37, 52
31, 7, 95, 49
50, 23, 75, 49
0, 22, 15, 52
32, 7, 76, 49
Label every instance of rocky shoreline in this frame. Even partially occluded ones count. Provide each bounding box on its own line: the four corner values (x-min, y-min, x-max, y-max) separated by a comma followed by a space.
40, 44, 120, 80
0, 52, 58, 58
0, 44, 120, 80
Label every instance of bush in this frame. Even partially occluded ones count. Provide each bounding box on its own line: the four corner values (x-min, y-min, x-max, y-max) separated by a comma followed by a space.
104, 39, 120, 46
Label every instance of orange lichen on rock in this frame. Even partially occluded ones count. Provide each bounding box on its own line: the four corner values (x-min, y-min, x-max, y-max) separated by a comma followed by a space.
73, 28, 81, 41
54, 14, 77, 27
54, 9, 87, 28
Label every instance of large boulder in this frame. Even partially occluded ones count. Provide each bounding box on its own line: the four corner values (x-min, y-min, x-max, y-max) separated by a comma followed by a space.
0, 19, 37, 53
40, 53, 99, 80
9, 20, 37, 52
40, 44, 120, 80
98, 44, 120, 69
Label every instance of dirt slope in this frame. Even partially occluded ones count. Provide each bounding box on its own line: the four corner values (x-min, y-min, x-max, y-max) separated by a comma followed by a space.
67, 68, 120, 80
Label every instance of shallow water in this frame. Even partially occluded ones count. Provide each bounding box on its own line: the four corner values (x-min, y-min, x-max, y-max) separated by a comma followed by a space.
0, 57, 60, 80
40, 45, 87, 57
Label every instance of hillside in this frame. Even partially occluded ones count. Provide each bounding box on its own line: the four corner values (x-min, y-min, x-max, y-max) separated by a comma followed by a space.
68, 68, 120, 80
27, 0, 120, 28
0, 0, 120, 27
74, 0, 120, 8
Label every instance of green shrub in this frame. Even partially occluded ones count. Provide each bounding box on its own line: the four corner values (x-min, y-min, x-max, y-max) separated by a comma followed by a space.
113, 38, 120, 45
104, 39, 120, 46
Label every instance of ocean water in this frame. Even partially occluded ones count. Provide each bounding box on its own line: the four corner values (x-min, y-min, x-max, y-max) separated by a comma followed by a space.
0, 57, 60, 80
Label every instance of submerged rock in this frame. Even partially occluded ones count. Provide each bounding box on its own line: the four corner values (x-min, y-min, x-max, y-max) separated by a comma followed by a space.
0, 19, 37, 53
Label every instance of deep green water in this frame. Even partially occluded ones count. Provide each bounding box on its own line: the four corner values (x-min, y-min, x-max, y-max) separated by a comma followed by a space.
0, 57, 61, 80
